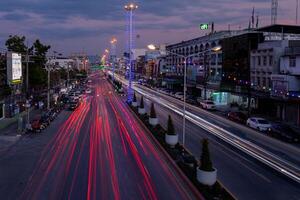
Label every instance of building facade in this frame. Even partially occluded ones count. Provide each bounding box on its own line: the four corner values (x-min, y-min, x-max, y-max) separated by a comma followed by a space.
165, 31, 242, 100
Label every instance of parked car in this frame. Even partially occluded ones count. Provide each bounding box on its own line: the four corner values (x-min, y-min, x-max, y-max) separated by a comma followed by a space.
270, 123, 300, 143
227, 111, 247, 124
246, 117, 272, 132
199, 100, 216, 110
117, 87, 125, 96
31, 119, 42, 132
69, 100, 80, 111
174, 92, 184, 99
86, 89, 92, 94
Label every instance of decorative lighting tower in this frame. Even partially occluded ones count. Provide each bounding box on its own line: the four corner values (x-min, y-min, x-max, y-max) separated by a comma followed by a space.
124, 3, 138, 103
110, 37, 117, 81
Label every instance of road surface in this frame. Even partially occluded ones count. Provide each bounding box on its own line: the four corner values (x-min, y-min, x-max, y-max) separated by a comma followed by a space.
0, 72, 201, 200
111, 72, 300, 200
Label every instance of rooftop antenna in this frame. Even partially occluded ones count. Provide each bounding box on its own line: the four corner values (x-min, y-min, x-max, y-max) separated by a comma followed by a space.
297, 0, 299, 24
271, 0, 278, 24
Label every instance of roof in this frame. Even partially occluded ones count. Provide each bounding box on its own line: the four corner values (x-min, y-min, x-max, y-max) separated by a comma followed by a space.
256, 24, 300, 34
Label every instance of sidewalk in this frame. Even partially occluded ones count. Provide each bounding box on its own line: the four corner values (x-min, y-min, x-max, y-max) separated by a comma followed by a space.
0, 109, 43, 153
0, 108, 43, 135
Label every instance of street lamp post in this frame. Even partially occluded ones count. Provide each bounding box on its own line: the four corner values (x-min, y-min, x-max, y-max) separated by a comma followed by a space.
47, 64, 51, 110
148, 44, 221, 147
110, 38, 117, 81
124, 3, 138, 103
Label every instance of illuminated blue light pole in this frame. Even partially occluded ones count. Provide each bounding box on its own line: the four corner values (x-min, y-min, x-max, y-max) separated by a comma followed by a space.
124, 3, 138, 103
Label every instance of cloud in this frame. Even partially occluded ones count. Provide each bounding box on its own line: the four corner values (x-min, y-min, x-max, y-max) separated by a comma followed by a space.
0, 0, 298, 54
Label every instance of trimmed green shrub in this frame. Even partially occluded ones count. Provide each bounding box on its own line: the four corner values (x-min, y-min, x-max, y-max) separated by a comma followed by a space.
150, 103, 156, 118
133, 92, 137, 102
140, 96, 144, 108
167, 115, 176, 135
200, 139, 214, 171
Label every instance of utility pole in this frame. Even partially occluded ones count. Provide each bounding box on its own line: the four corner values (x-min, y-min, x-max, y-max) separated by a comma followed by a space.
47, 63, 51, 110
297, 0, 299, 24
271, 0, 278, 25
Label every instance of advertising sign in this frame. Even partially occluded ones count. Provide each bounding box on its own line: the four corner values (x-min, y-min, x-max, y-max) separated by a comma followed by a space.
200, 23, 209, 30
7, 52, 22, 84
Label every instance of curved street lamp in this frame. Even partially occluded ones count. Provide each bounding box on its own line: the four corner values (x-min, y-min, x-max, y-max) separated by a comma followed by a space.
148, 44, 222, 147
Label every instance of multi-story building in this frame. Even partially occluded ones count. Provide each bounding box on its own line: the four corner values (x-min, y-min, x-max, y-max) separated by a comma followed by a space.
47, 57, 75, 70
165, 30, 241, 98
248, 27, 300, 125
250, 40, 288, 92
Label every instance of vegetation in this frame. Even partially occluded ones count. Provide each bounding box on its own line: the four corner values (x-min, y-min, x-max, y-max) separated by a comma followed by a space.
5, 35, 51, 89
200, 139, 214, 172
128, 101, 234, 200
150, 103, 156, 118
140, 96, 144, 108
167, 115, 176, 135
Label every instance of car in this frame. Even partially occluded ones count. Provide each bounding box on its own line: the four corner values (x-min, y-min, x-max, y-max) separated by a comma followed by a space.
117, 87, 125, 96
31, 119, 42, 132
246, 117, 272, 132
174, 92, 184, 99
69, 100, 79, 111
199, 100, 216, 110
86, 89, 92, 94
227, 111, 247, 124
270, 123, 300, 143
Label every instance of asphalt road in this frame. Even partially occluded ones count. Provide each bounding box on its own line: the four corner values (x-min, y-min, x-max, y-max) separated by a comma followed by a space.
139, 94, 300, 200
0, 72, 201, 200
111, 73, 300, 200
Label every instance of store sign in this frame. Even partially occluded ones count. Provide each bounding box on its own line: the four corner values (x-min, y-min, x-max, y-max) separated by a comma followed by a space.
200, 23, 209, 30
7, 52, 22, 85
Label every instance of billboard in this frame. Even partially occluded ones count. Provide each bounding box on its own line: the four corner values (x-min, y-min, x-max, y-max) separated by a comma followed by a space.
7, 52, 22, 84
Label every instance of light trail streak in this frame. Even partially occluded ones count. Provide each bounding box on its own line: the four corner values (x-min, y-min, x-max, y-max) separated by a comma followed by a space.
111, 71, 300, 183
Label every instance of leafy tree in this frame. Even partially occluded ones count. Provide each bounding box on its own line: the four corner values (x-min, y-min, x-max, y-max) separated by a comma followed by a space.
150, 103, 156, 118
200, 139, 214, 171
167, 115, 175, 135
28, 39, 51, 88
5, 35, 27, 54
140, 96, 144, 108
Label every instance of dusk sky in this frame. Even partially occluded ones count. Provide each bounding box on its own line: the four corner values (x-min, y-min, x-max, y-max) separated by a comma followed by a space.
0, 0, 298, 56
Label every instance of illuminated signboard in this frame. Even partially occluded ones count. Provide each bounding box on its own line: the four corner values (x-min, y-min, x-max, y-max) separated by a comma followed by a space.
200, 23, 209, 30
7, 52, 22, 85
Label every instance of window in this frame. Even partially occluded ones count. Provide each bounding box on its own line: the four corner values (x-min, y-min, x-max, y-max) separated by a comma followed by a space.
258, 56, 261, 66
269, 56, 273, 66
268, 78, 271, 88
262, 78, 266, 87
257, 77, 260, 86
289, 56, 296, 67
263, 56, 267, 66
251, 56, 256, 68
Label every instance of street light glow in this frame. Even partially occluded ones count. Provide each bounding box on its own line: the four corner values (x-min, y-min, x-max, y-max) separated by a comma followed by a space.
212, 45, 222, 52
111, 38, 117, 44
147, 44, 157, 50
124, 3, 138, 11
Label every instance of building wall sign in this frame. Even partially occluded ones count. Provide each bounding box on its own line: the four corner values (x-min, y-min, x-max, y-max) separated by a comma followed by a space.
7, 52, 22, 85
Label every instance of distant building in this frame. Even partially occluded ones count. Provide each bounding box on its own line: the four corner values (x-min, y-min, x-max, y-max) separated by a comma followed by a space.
47, 57, 75, 70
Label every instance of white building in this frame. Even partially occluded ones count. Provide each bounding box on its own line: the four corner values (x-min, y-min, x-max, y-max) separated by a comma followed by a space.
47, 57, 75, 70
250, 40, 289, 92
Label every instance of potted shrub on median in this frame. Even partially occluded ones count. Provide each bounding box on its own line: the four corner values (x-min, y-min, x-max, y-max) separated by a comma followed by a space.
197, 139, 217, 186
165, 115, 178, 147
138, 96, 146, 114
149, 103, 158, 126
132, 92, 138, 107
